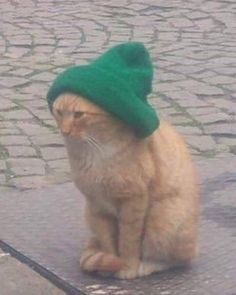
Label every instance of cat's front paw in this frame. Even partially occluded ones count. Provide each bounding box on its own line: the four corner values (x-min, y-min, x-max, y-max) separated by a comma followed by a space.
80, 250, 123, 273
115, 261, 140, 279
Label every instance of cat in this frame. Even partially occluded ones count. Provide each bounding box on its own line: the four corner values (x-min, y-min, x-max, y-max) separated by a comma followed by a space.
52, 92, 199, 279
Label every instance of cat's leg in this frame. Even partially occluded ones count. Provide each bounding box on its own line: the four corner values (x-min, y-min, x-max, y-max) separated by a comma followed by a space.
142, 196, 198, 271
85, 205, 117, 254
80, 237, 123, 273
80, 205, 123, 273
115, 195, 148, 279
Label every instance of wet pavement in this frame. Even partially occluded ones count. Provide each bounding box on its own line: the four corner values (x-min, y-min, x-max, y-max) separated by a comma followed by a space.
0, 0, 236, 294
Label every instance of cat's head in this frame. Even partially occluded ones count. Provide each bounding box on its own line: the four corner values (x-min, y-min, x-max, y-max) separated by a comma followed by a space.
52, 93, 129, 141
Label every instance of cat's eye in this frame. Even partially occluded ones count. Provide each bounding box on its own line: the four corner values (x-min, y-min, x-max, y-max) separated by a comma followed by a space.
74, 111, 84, 119
57, 109, 63, 116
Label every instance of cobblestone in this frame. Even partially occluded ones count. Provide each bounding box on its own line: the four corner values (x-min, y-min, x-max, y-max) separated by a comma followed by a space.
8, 158, 46, 176
0, 77, 29, 88
0, 161, 6, 172
7, 146, 37, 158
204, 124, 236, 136
0, 0, 235, 190
16, 122, 52, 136
0, 99, 17, 111
41, 147, 67, 161
195, 113, 230, 124
0, 135, 31, 146
2, 110, 34, 120
185, 135, 216, 152
30, 134, 64, 146
11, 176, 52, 190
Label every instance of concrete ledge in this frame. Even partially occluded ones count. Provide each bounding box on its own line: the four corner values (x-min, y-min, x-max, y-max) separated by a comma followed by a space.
0, 157, 236, 294
0, 252, 65, 295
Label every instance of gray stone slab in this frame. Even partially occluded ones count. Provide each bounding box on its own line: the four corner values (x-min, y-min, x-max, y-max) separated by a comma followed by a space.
0, 158, 236, 295
0, 255, 65, 295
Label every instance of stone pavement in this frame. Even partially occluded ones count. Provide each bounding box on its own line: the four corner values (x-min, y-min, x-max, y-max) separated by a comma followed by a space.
0, 0, 236, 294
0, 0, 236, 192
0, 249, 66, 295
0, 159, 236, 295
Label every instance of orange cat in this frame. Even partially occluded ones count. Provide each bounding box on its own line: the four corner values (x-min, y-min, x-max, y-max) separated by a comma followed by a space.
52, 92, 199, 279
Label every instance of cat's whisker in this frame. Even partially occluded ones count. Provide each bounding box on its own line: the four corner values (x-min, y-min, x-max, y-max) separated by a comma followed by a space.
84, 135, 103, 156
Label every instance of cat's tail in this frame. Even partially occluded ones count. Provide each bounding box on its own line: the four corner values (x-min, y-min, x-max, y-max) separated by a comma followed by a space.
80, 239, 124, 272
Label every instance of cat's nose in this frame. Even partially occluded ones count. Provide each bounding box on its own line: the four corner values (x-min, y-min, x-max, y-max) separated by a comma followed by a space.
61, 124, 72, 135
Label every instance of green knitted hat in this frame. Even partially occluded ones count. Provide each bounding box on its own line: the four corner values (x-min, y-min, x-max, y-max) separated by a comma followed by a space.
47, 42, 159, 138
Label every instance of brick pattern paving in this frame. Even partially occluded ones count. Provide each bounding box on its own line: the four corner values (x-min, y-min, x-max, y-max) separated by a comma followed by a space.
0, 0, 235, 191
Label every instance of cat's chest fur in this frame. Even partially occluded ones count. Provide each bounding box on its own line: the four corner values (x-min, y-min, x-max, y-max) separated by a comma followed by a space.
64, 137, 135, 216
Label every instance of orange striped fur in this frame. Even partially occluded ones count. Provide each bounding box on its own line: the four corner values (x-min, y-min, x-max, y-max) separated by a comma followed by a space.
52, 93, 199, 279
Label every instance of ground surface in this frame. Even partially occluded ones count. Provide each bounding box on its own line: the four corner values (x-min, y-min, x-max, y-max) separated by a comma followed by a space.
0, 0, 235, 294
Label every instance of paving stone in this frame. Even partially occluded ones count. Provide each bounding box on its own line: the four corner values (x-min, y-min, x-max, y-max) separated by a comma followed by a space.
30, 133, 64, 146
207, 98, 236, 114
168, 64, 202, 75
31, 72, 56, 82
0, 160, 6, 172
0, 256, 65, 295
192, 71, 217, 79
16, 122, 52, 136
8, 158, 46, 176
171, 115, 194, 125
205, 75, 236, 85
12, 175, 52, 189
0, 77, 29, 88
156, 82, 182, 92
158, 73, 186, 82
0, 99, 17, 110
22, 99, 47, 109
195, 113, 230, 124
36, 38, 55, 45
151, 98, 170, 109
186, 107, 221, 116
0, 128, 21, 135
3, 110, 34, 120
41, 147, 67, 160
0, 173, 6, 185
7, 146, 37, 157
0, 135, 31, 146
214, 67, 236, 75
48, 159, 70, 173
5, 47, 30, 58
10, 68, 34, 76
0, 65, 13, 72
9, 37, 32, 46
19, 83, 48, 95
176, 97, 208, 108
32, 109, 54, 120
194, 18, 216, 31
176, 80, 224, 95
0, 121, 15, 129
176, 126, 202, 135
34, 45, 54, 53
187, 11, 208, 19
170, 17, 194, 28
217, 137, 236, 146
204, 123, 236, 135
184, 135, 216, 151
160, 108, 182, 118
